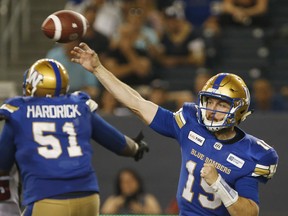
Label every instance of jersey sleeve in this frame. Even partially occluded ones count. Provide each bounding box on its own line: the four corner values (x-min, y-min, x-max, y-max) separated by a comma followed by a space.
0, 97, 22, 120
149, 106, 179, 139
71, 91, 98, 112
251, 149, 278, 183
0, 122, 16, 171
149, 103, 197, 140
234, 176, 260, 204
90, 112, 126, 154
173, 103, 197, 128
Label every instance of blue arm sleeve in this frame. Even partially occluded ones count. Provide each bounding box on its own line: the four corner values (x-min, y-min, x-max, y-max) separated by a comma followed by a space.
0, 122, 16, 171
91, 112, 127, 154
235, 176, 259, 204
149, 106, 178, 138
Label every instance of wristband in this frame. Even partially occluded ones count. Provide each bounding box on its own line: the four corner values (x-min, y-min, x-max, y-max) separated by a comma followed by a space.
210, 174, 239, 207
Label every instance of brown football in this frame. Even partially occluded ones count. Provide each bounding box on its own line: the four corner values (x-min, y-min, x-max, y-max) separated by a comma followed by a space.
41, 10, 88, 43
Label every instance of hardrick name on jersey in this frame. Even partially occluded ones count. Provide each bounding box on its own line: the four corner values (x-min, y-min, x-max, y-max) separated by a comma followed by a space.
26, 104, 81, 118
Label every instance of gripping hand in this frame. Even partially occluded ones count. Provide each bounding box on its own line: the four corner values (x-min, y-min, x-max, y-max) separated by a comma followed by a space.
133, 131, 149, 161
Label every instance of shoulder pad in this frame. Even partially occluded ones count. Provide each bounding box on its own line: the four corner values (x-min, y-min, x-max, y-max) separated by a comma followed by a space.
0, 97, 23, 118
183, 102, 197, 113
71, 91, 91, 100
173, 102, 197, 128
70, 91, 98, 112
86, 99, 98, 112
250, 138, 279, 181
4, 96, 25, 106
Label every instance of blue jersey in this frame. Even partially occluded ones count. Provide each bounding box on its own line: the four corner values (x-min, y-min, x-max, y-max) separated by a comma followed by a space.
0, 92, 127, 205
150, 103, 278, 216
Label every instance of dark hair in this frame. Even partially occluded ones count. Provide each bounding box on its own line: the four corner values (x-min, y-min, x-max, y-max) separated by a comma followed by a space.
115, 168, 144, 196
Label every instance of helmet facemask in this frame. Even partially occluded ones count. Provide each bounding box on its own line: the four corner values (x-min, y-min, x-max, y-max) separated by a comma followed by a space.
198, 92, 242, 132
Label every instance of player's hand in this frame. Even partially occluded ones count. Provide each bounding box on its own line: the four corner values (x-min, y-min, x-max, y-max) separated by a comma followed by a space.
71, 42, 101, 72
200, 163, 219, 186
133, 131, 149, 161
0, 176, 11, 201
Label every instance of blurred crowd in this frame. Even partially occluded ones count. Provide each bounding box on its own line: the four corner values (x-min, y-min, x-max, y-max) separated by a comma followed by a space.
45, 0, 288, 117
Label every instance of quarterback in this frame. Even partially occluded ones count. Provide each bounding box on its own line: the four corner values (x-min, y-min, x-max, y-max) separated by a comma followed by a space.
71, 43, 279, 216
0, 59, 148, 216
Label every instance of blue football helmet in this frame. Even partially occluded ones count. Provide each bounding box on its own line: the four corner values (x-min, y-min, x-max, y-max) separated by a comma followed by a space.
197, 73, 251, 132
23, 58, 69, 97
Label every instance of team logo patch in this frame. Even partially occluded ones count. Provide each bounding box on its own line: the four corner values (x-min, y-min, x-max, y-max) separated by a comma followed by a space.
26, 70, 44, 95
213, 142, 223, 150
188, 131, 205, 146
226, 153, 245, 168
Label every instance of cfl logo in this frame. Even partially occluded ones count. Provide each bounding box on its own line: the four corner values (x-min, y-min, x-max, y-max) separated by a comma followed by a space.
26, 70, 44, 96
213, 142, 223, 150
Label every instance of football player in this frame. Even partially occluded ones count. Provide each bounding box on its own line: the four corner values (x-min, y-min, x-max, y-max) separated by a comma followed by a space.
71, 43, 279, 216
0, 58, 149, 216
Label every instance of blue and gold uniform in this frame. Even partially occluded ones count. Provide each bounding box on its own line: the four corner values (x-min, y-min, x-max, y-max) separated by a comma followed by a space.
0, 92, 129, 215
0, 58, 147, 216
150, 103, 278, 216
147, 73, 279, 215
70, 43, 279, 215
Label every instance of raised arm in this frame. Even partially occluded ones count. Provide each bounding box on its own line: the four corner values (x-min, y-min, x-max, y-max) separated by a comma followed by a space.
71, 43, 158, 124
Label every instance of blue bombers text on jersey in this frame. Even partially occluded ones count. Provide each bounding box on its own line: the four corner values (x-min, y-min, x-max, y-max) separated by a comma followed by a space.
150, 103, 278, 216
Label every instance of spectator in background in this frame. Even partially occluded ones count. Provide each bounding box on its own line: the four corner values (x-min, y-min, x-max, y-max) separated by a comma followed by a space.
93, 0, 135, 39
103, 23, 154, 86
124, 0, 160, 54
82, 4, 110, 60
168, 90, 194, 110
101, 168, 162, 214
219, 0, 269, 27
97, 89, 119, 116
192, 69, 213, 98
65, 0, 117, 42
65, 0, 105, 14
250, 78, 286, 111
97, 89, 131, 116
135, 0, 166, 38
156, 4, 206, 69
147, 79, 177, 111
46, 40, 99, 100
181, 0, 221, 67
182, 0, 221, 35
156, 0, 175, 11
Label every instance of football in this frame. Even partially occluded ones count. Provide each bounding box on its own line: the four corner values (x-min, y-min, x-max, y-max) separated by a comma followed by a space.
41, 10, 88, 43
